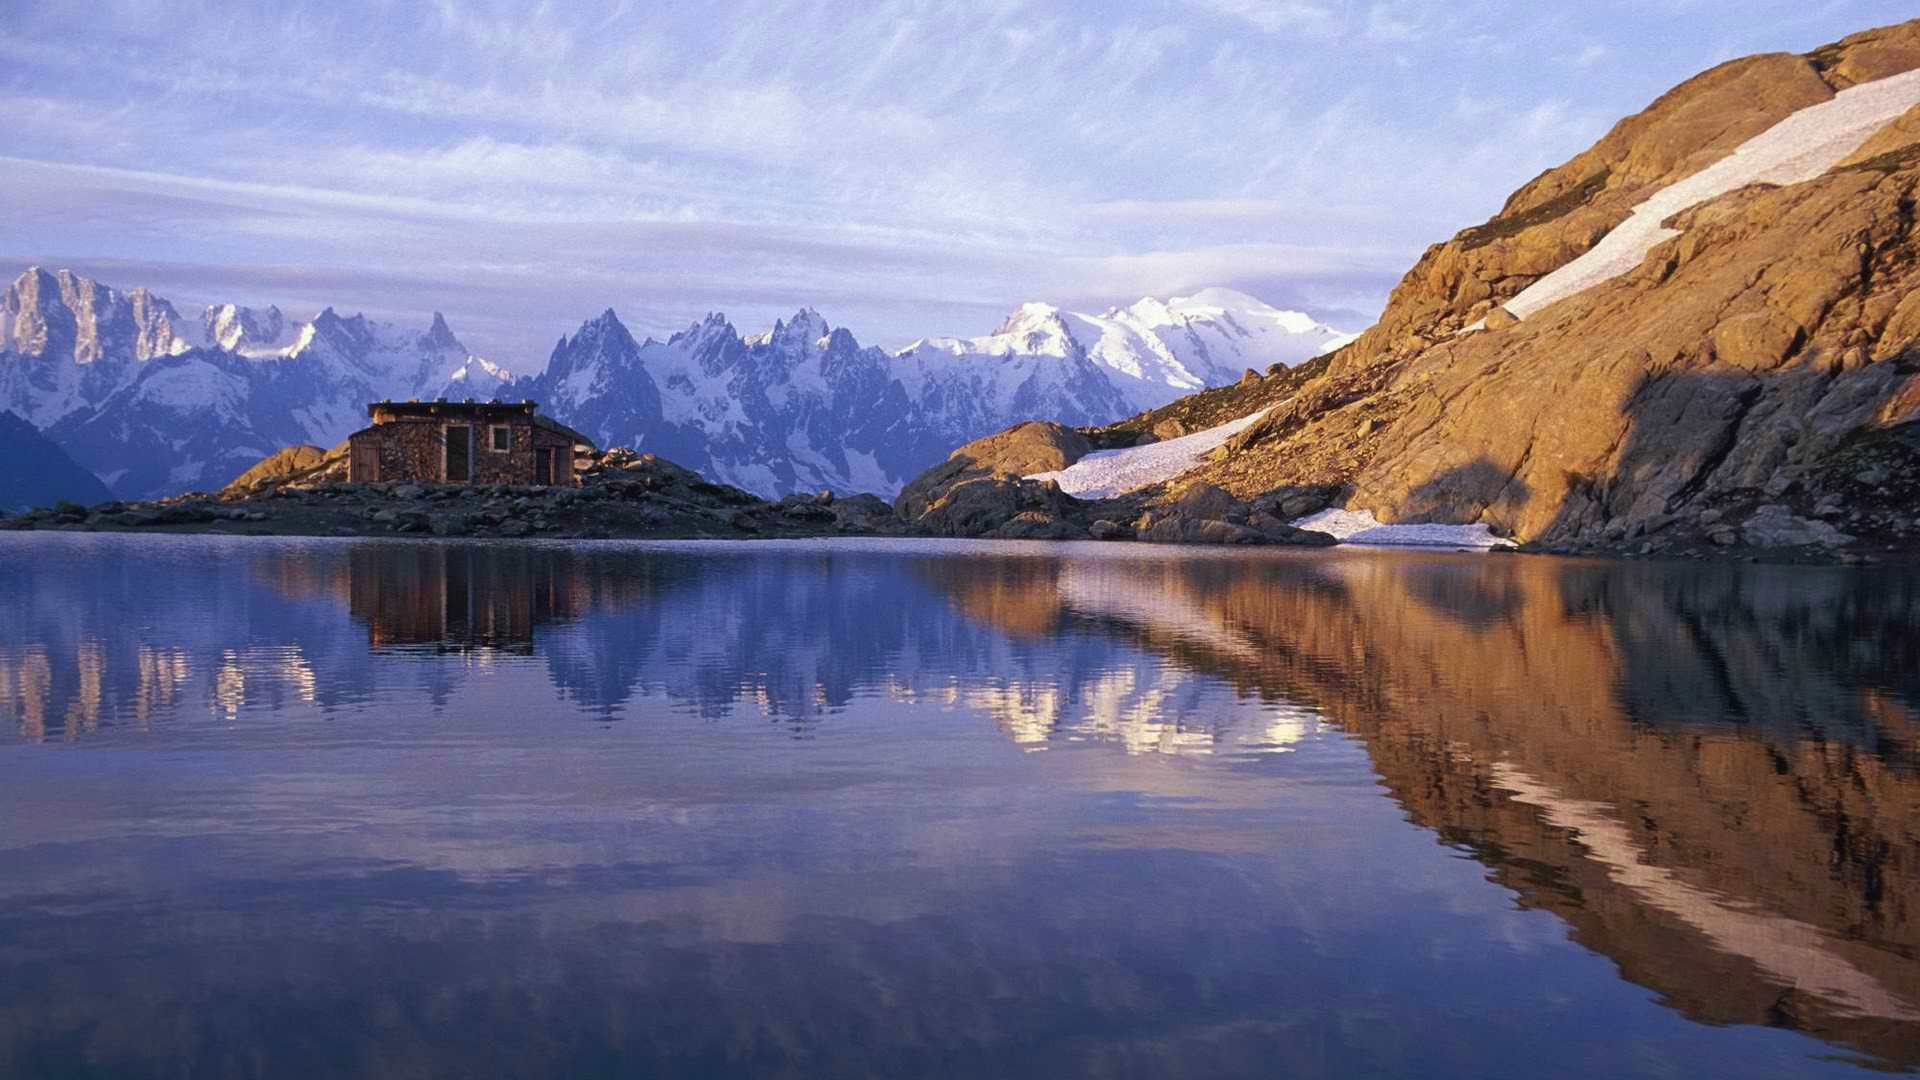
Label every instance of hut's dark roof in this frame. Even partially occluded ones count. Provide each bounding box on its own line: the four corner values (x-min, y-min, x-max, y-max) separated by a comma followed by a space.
367, 399, 535, 420
364, 400, 596, 450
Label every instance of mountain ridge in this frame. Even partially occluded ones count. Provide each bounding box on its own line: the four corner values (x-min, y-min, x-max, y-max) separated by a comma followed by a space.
895, 17, 1920, 559
0, 264, 1351, 500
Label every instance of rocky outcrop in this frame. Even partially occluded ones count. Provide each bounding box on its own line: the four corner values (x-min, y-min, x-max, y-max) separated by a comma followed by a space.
893, 421, 1091, 538
894, 421, 1338, 546
225, 444, 333, 493
1167, 18, 1920, 558
0, 446, 915, 541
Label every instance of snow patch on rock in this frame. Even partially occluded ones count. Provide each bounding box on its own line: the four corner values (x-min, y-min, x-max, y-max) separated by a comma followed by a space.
1493, 67, 1920, 325
1291, 507, 1506, 549
1027, 409, 1269, 499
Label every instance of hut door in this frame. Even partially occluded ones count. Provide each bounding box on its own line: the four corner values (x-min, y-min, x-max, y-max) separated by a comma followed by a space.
534, 447, 553, 486
350, 441, 380, 483
445, 425, 472, 483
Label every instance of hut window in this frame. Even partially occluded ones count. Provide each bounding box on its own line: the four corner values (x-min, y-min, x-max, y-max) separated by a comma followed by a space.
489, 425, 512, 452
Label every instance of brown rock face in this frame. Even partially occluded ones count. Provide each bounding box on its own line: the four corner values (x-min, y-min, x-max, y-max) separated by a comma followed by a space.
1189, 18, 1920, 547
894, 420, 1092, 536
1357, 49, 1844, 351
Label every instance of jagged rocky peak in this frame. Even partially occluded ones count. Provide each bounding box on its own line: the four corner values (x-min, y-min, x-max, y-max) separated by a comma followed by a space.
749, 307, 832, 351
564, 308, 638, 352
423, 311, 462, 352
667, 311, 738, 349
199, 302, 288, 352
2, 266, 186, 363
543, 308, 641, 385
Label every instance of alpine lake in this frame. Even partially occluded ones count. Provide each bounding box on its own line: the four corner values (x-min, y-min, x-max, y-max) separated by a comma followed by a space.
2, 533, 1916, 1079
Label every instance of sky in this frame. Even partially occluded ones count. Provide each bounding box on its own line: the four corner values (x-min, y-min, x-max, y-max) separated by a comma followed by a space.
3, 0, 1916, 369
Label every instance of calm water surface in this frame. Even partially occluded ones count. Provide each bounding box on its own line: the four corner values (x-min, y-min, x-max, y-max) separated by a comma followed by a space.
1, 535, 1916, 1079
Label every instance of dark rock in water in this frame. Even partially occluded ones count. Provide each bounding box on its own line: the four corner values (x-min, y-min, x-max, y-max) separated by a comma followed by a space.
989, 511, 1091, 541
1139, 517, 1262, 545
1089, 519, 1133, 541
1260, 523, 1340, 547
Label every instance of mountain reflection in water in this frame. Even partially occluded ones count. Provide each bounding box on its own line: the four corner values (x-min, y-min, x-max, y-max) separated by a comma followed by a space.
0, 535, 1915, 1079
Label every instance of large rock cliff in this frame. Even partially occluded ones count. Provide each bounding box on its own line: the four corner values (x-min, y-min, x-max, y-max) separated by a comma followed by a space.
1189, 19, 1920, 550
901, 20, 1920, 556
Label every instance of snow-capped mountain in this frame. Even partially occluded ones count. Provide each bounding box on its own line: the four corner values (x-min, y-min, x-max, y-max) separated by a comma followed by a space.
1, 266, 1353, 501
897, 288, 1354, 413
522, 308, 938, 496
0, 267, 509, 498
511, 291, 1353, 498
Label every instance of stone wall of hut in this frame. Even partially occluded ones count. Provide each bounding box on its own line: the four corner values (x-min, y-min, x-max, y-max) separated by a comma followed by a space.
347, 417, 577, 486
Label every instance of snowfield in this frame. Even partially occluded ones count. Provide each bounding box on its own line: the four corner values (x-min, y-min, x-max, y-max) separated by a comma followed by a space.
1495, 67, 1920, 324
900, 289, 1352, 416
1027, 409, 1269, 499
1291, 508, 1507, 549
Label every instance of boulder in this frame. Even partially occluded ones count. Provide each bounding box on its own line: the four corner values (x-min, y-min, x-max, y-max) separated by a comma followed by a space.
1742, 504, 1851, 548
1161, 480, 1244, 521
1139, 517, 1263, 545
225, 444, 328, 493
989, 511, 1091, 541
896, 420, 1091, 535
1089, 519, 1133, 541
908, 474, 1079, 538
829, 493, 903, 533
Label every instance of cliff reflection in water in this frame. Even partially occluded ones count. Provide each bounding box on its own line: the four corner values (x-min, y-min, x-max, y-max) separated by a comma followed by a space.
929, 552, 1920, 1065
0, 539, 1917, 1069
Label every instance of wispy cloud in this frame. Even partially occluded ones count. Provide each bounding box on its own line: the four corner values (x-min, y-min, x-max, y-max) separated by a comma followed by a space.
2, 0, 1914, 365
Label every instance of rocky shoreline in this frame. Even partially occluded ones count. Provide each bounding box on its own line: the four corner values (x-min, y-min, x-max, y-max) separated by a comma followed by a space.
5, 432, 1912, 565
0, 447, 913, 542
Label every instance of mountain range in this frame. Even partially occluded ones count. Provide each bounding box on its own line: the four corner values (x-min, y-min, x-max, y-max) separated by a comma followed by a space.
895, 17, 1920, 556
0, 267, 1351, 501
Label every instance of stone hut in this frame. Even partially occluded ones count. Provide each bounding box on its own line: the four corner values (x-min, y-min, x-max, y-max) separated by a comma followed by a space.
346, 400, 592, 486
